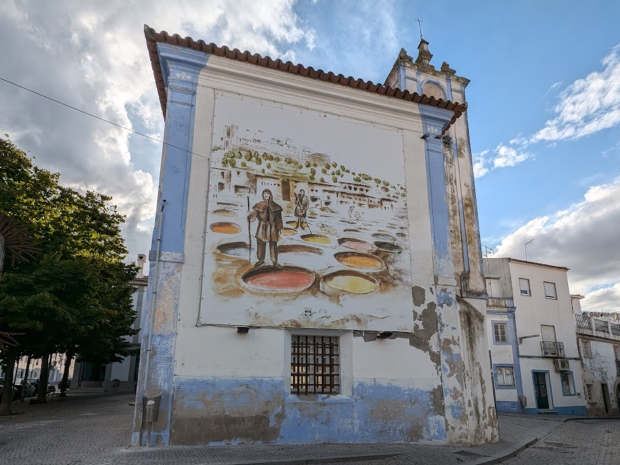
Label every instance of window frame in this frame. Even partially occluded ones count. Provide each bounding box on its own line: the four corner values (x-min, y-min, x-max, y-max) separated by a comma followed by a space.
519, 278, 531, 296
290, 334, 341, 396
560, 371, 576, 396
494, 365, 516, 389
492, 321, 510, 345
543, 281, 557, 300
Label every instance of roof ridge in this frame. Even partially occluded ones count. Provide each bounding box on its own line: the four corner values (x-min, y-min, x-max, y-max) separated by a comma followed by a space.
143, 25, 467, 132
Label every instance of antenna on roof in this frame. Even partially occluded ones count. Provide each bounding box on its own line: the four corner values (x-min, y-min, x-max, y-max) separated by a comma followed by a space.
482, 245, 495, 258
415, 18, 424, 41
524, 239, 534, 261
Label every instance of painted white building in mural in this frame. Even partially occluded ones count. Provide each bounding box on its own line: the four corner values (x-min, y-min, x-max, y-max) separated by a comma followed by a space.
133, 26, 499, 447
483, 258, 587, 415
573, 298, 620, 416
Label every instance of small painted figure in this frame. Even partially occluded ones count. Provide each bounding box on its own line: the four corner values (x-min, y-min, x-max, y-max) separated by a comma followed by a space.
248, 189, 283, 267
294, 189, 310, 229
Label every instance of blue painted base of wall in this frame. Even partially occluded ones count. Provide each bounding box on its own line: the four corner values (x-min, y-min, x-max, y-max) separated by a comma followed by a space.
496, 401, 522, 414
524, 406, 588, 416
170, 377, 447, 445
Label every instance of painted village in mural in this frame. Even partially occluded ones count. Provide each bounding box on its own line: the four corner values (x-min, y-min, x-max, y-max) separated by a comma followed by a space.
200, 97, 415, 330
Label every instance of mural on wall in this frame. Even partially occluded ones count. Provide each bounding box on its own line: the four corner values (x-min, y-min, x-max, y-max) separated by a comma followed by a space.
199, 92, 417, 330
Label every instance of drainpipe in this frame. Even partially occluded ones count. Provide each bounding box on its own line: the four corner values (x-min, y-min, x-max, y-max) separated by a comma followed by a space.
140, 200, 165, 446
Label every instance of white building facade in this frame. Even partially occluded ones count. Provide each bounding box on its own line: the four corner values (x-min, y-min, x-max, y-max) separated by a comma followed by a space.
133, 27, 499, 446
573, 299, 620, 416
484, 258, 587, 415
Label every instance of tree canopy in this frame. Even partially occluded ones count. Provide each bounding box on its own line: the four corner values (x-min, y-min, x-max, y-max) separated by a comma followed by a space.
0, 137, 139, 410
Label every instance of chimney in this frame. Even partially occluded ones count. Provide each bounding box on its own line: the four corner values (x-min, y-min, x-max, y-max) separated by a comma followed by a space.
137, 254, 146, 279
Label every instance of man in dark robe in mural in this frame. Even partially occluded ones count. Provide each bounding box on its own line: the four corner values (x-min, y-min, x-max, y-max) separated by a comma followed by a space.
248, 189, 283, 267
294, 189, 310, 229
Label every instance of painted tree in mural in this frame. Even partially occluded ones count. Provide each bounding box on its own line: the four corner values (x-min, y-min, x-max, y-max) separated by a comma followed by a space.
0, 137, 138, 413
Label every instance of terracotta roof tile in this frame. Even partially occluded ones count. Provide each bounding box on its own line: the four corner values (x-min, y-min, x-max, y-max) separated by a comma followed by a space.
508, 258, 570, 271
144, 25, 466, 132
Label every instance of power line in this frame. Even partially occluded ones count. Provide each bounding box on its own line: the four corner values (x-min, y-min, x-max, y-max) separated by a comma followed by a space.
0, 76, 209, 160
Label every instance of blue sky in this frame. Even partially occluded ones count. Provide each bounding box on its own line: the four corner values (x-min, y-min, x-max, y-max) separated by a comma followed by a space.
1, 0, 619, 310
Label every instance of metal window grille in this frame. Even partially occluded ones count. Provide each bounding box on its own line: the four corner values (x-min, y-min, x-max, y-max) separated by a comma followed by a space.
291, 335, 340, 395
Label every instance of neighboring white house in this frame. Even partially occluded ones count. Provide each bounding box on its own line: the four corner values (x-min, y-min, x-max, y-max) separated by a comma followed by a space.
71, 254, 148, 392
484, 258, 587, 415
573, 297, 620, 416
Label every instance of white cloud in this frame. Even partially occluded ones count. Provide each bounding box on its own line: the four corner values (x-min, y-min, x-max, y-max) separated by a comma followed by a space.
492, 143, 532, 169
472, 144, 532, 178
0, 0, 316, 260
532, 44, 620, 143
492, 176, 620, 305
582, 282, 620, 312
473, 149, 489, 178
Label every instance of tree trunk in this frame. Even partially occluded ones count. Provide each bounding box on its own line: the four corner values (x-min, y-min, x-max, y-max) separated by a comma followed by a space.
20, 356, 31, 402
36, 353, 50, 404
1, 356, 15, 416
59, 352, 73, 397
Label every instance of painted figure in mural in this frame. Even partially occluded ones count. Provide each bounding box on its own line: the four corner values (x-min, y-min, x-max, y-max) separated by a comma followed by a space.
294, 189, 310, 229
248, 189, 283, 267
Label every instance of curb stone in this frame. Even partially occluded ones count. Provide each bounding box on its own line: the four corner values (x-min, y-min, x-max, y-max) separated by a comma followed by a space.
197, 453, 401, 465
467, 420, 563, 464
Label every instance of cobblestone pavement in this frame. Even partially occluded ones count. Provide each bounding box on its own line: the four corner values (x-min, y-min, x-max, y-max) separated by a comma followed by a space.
0, 392, 614, 465
502, 419, 620, 465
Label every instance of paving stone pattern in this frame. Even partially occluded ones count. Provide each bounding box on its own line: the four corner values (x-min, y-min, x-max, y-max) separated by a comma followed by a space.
0, 392, 616, 465
500, 419, 619, 465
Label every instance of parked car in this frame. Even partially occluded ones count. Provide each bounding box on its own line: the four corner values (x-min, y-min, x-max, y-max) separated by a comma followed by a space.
13, 378, 36, 398
0, 381, 18, 402
27, 378, 55, 395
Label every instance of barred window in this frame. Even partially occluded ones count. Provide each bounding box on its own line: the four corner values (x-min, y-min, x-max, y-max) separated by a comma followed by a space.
291, 335, 340, 395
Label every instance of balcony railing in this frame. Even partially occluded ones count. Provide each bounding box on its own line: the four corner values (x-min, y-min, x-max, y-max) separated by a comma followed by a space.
575, 314, 592, 331
540, 341, 565, 358
594, 319, 610, 333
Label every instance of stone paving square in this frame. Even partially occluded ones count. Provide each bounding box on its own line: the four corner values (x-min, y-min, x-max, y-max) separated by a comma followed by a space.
0, 392, 617, 465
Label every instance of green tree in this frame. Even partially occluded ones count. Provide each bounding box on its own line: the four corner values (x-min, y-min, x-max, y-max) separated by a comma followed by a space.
0, 137, 137, 412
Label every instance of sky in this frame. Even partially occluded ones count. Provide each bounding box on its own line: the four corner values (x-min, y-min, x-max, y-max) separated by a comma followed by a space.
1, 0, 619, 311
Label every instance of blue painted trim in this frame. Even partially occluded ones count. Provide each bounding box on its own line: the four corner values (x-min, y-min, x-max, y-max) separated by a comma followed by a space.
153, 43, 210, 256
487, 310, 510, 315
491, 320, 511, 345
524, 406, 588, 416
531, 370, 554, 410
416, 71, 422, 94
170, 377, 448, 444
492, 364, 517, 389
445, 75, 453, 101
496, 401, 522, 414
399, 65, 407, 91
419, 105, 454, 278
137, 43, 209, 447
418, 78, 446, 100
